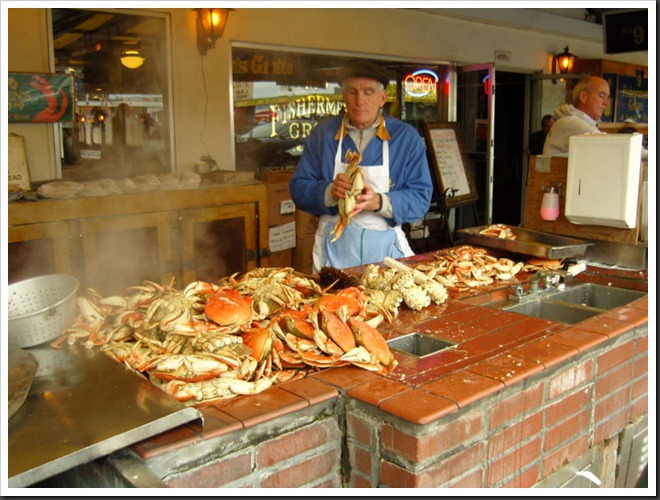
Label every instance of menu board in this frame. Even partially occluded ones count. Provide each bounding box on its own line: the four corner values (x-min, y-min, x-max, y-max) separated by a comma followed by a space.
422, 121, 479, 207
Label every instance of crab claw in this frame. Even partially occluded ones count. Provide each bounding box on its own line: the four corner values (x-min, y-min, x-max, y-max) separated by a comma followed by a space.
348, 317, 397, 374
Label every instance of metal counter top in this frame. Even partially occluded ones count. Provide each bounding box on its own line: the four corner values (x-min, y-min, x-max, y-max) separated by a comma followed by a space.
7, 345, 202, 488
457, 225, 592, 259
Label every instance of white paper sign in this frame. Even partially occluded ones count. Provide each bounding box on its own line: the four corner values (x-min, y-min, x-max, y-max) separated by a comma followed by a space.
428, 128, 470, 196
269, 221, 296, 252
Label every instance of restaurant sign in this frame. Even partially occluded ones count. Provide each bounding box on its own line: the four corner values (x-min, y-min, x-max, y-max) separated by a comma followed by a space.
8, 73, 74, 123
233, 53, 294, 79
615, 73, 648, 123
404, 69, 438, 98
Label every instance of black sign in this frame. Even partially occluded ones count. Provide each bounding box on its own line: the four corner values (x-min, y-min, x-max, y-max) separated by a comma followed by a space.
603, 9, 648, 54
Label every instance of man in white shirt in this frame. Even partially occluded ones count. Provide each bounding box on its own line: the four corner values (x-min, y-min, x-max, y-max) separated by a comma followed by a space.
543, 76, 610, 157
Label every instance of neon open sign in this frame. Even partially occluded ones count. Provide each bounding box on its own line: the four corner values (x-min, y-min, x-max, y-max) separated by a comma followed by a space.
403, 69, 439, 97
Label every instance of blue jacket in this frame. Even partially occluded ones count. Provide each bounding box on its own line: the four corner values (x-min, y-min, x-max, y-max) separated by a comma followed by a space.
289, 113, 433, 227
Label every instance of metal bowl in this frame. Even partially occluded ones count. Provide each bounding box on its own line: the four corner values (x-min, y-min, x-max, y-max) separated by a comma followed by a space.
8, 274, 80, 348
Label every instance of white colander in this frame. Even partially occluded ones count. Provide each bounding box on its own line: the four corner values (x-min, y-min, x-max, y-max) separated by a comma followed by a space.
8, 274, 80, 348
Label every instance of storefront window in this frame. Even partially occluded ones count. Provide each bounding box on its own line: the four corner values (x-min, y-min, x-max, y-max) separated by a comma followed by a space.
50, 8, 173, 180
231, 45, 446, 173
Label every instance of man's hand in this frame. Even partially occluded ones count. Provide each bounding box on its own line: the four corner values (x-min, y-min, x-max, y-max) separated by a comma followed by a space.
331, 173, 353, 201
355, 183, 381, 213
332, 175, 380, 214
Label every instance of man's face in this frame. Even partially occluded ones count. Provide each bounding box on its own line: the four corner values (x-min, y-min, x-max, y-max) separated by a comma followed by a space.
542, 118, 555, 134
342, 77, 387, 130
578, 79, 611, 121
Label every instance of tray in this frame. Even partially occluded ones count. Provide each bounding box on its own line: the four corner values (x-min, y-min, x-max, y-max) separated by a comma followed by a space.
8, 346, 202, 488
456, 225, 592, 259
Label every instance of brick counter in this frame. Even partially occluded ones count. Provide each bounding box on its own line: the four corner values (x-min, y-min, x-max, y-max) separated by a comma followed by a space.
37, 266, 649, 489
347, 315, 648, 487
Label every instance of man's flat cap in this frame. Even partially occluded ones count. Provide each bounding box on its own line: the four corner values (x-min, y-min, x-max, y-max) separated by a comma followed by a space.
339, 60, 392, 88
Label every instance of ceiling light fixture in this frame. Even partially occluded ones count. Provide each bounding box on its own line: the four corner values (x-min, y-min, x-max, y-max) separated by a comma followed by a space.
196, 8, 233, 56
120, 49, 145, 69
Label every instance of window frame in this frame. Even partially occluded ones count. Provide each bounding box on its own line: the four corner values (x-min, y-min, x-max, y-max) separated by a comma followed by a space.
230, 41, 452, 171
48, 7, 175, 179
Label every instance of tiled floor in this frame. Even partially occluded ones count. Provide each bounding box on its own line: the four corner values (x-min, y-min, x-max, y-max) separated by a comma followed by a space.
132, 265, 648, 456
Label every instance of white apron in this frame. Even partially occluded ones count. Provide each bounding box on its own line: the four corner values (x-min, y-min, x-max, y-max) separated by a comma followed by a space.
312, 129, 413, 273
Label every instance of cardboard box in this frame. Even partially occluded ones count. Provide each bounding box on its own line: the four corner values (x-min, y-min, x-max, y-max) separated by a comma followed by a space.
269, 221, 296, 252
258, 166, 296, 179
293, 236, 315, 275
262, 172, 292, 183
295, 209, 319, 239
201, 170, 255, 184
268, 248, 293, 268
265, 173, 295, 226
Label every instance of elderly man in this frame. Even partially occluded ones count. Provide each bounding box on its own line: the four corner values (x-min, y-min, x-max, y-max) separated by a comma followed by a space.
544, 75, 648, 161
289, 60, 433, 272
543, 76, 611, 156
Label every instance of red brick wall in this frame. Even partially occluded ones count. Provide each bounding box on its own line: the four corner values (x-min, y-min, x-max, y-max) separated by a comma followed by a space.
164, 417, 343, 488
347, 325, 648, 488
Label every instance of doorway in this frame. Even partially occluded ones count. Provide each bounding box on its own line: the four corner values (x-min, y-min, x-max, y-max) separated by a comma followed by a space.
455, 67, 527, 229
492, 71, 526, 226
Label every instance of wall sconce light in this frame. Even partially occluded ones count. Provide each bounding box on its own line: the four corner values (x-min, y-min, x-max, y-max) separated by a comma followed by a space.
196, 8, 233, 56
553, 46, 576, 75
120, 49, 145, 69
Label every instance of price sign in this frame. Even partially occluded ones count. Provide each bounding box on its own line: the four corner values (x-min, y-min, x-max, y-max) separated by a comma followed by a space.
603, 9, 647, 54
422, 122, 479, 207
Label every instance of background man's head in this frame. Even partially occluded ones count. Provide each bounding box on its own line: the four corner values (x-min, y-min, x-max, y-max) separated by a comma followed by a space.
572, 76, 611, 121
541, 114, 556, 134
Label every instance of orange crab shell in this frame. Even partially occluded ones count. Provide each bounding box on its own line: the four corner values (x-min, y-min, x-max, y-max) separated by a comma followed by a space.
319, 309, 356, 353
240, 327, 274, 362
312, 286, 365, 317
205, 289, 253, 326
280, 315, 316, 341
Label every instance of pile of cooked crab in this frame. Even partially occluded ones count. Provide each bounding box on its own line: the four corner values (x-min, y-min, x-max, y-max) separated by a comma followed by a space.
55, 246, 558, 405
56, 267, 407, 405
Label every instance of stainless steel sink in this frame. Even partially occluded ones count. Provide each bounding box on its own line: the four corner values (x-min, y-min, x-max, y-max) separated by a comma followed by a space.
544, 283, 645, 309
489, 283, 645, 325
501, 299, 600, 324
387, 332, 455, 358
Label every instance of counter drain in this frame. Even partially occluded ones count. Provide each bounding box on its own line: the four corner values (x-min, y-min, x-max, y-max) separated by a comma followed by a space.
386, 332, 455, 358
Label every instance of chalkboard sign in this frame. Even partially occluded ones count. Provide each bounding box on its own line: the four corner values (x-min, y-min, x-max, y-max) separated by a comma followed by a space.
422, 121, 479, 207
